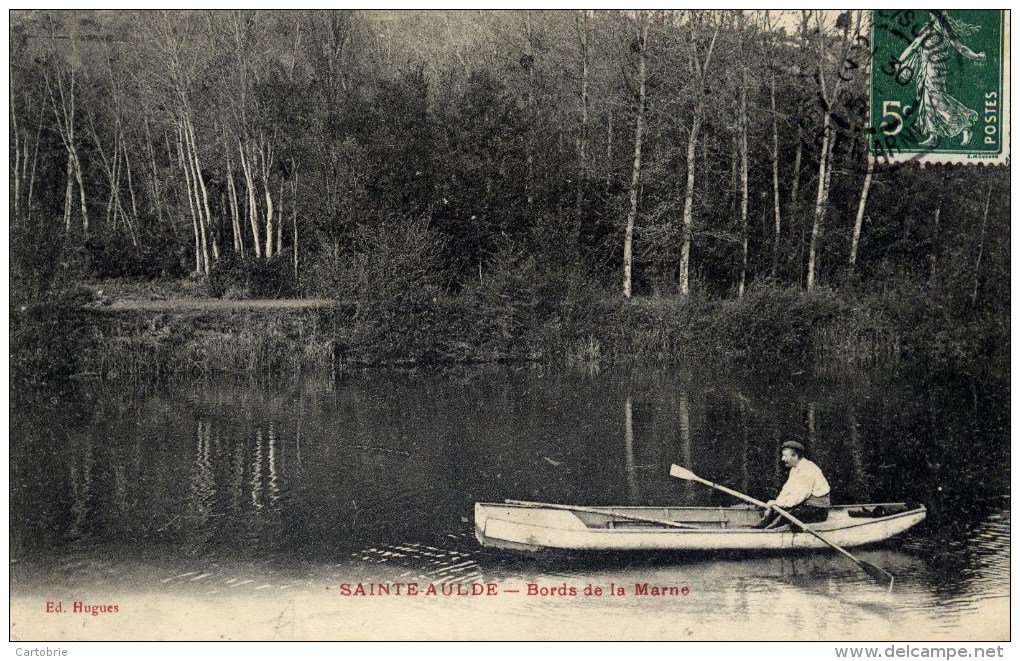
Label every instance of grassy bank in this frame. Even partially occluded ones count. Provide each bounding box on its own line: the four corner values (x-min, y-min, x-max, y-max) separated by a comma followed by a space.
10, 280, 1007, 386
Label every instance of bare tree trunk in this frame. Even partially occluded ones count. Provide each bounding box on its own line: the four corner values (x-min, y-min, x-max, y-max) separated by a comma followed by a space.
238, 140, 262, 258
728, 134, 738, 216
124, 133, 140, 232
262, 144, 275, 259
524, 11, 535, 207
210, 220, 220, 264
606, 105, 614, 191
26, 106, 43, 224
789, 12, 809, 212
11, 90, 21, 218
767, 35, 782, 278
186, 116, 216, 263
144, 117, 164, 225
678, 18, 721, 295
737, 13, 750, 297
21, 113, 31, 196
178, 122, 202, 274
927, 199, 942, 283
789, 135, 803, 207
264, 188, 274, 259
574, 9, 592, 256
807, 11, 861, 290
738, 75, 749, 297
622, 13, 648, 299
225, 150, 243, 254
111, 125, 123, 230
292, 162, 299, 281
63, 155, 74, 232
115, 129, 139, 247
848, 156, 874, 272
806, 12, 837, 292
678, 129, 700, 295
43, 30, 90, 238
806, 119, 832, 291
277, 177, 284, 256
72, 147, 89, 238
187, 131, 211, 273
87, 112, 119, 230
971, 184, 993, 307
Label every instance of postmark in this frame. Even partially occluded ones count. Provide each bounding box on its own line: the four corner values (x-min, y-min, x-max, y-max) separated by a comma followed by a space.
870, 10, 1009, 165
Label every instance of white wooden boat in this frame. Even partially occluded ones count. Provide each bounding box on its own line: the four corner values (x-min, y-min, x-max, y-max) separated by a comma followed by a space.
474, 502, 926, 553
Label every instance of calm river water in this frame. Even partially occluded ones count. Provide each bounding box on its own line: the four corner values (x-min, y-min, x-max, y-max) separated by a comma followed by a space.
9, 365, 1009, 640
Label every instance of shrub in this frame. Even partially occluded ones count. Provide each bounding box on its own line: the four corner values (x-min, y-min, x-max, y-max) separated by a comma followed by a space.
10, 286, 96, 385
208, 253, 296, 299
467, 240, 551, 356
698, 285, 850, 362
350, 214, 451, 363
301, 241, 361, 301
86, 234, 185, 279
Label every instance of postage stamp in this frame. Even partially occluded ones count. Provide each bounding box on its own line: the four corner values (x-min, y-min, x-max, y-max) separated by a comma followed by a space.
870, 10, 1010, 165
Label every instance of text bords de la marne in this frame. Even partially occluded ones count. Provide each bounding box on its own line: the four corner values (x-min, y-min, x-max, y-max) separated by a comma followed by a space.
337, 582, 690, 597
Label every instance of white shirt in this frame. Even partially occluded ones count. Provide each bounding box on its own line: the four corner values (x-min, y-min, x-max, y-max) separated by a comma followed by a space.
774, 459, 830, 508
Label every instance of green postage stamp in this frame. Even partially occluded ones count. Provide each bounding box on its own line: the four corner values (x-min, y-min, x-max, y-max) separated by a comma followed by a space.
870, 10, 1010, 165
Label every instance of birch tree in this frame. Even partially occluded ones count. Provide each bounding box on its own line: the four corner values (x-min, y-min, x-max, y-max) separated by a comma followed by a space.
736, 12, 751, 297
848, 156, 874, 271
622, 11, 649, 299
41, 14, 90, 237
805, 12, 833, 290
139, 11, 217, 273
573, 9, 594, 256
807, 10, 864, 290
87, 44, 141, 245
788, 12, 811, 216
305, 11, 356, 238
677, 12, 721, 295
210, 10, 265, 260
521, 11, 538, 207
759, 12, 784, 278
10, 68, 45, 224
971, 184, 993, 307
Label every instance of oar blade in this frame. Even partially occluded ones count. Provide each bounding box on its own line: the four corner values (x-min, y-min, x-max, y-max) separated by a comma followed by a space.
860, 559, 895, 591
670, 464, 698, 481
669, 464, 896, 590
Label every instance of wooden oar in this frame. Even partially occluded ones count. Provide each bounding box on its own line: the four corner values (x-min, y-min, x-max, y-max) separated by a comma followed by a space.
504, 499, 702, 530
669, 465, 894, 590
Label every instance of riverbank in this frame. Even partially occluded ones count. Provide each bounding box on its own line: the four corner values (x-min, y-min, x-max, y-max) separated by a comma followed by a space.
9, 279, 1007, 386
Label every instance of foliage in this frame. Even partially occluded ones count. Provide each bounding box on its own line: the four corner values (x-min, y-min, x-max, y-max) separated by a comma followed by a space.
7, 10, 1008, 382
699, 285, 851, 362
348, 214, 451, 363
208, 252, 297, 299
10, 215, 70, 307
10, 11, 1007, 301
468, 239, 565, 353
86, 235, 187, 279
10, 287, 96, 385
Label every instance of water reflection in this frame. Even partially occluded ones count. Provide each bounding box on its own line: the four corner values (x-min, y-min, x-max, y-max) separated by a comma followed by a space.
9, 366, 1009, 638
624, 396, 638, 503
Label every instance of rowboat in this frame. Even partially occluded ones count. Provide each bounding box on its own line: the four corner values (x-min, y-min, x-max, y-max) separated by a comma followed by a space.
474, 501, 926, 553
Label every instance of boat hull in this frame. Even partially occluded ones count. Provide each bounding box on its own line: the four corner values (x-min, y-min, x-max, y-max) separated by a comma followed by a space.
474, 503, 926, 553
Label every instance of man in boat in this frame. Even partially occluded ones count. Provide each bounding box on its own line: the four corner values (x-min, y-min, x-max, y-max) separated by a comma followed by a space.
754, 441, 830, 529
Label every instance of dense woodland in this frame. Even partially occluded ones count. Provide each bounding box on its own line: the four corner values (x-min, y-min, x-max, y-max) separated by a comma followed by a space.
9, 10, 1010, 379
